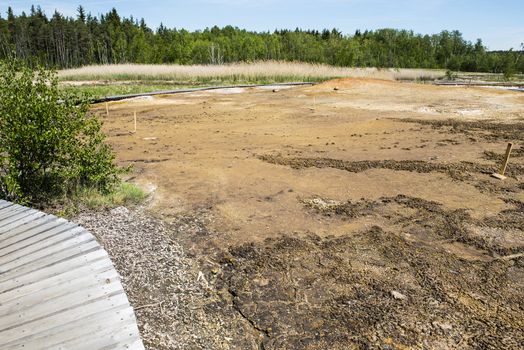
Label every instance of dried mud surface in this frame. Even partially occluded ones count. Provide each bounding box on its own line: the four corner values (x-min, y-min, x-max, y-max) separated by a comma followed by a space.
219, 227, 523, 349
301, 194, 524, 255
89, 79, 523, 349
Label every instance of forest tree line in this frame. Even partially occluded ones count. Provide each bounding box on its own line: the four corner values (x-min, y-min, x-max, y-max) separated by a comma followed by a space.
1, 6, 523, 74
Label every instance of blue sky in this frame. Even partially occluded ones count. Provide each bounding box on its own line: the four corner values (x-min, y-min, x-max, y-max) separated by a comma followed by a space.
4, 0, 524, 50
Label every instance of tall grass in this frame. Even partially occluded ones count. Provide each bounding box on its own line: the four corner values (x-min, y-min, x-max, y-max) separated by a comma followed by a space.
59, 61, 445, 83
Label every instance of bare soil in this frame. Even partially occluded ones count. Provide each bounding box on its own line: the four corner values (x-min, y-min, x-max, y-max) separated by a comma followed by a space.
91, 78, 524, 349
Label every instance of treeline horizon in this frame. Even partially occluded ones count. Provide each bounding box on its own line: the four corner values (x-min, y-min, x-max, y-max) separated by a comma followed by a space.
1, 5, 523, 74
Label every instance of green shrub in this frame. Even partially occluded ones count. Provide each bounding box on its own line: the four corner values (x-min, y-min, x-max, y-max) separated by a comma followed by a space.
445, 69, 457, 81
0, 61, 120, 204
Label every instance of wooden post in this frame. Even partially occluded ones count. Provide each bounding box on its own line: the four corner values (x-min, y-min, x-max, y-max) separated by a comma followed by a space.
491, 142, 513, 180
133, 110, 137, 133
105, 102, 109, 117
499, 142, 513, 176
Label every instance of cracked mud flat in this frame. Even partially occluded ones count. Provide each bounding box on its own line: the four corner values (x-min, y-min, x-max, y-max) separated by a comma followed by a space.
90, 78, 523, 349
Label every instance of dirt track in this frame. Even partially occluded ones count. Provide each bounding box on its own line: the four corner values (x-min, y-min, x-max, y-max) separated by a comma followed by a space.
92, 79, 524, 349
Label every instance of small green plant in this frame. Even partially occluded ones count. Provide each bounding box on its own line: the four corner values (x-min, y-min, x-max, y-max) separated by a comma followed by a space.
445, 69, 457, 81
0, 60, 121, 204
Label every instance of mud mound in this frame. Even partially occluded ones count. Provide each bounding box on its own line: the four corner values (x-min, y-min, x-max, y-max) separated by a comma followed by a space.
401, 118, 524, 142
483, 199, 524, 232
314, 77, 396, 90
302, 197, 379, 218
483, 147, 524, 162
259, 154, 524, 180
219, 227, 524, 349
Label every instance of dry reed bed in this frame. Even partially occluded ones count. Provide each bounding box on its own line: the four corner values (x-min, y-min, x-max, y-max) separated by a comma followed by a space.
59, 61, 445, 83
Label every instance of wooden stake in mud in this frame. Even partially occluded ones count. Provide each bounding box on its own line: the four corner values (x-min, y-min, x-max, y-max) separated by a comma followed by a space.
491, 142, 513, 180
310, 96, 316, 111
133, 110, 137, 133
105, 102, 109, 117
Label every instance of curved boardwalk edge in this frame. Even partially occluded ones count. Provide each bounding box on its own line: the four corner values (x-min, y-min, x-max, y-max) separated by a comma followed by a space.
0, 199, 144, 350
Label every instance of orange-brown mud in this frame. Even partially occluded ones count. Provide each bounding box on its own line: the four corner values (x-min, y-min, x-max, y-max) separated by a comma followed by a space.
92, 79, 524, 349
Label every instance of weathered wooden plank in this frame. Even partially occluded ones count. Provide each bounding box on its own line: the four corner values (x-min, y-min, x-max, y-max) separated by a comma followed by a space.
5, 305, 135, 350
1, 261, 124, 326
0, 214, 55, 237
0, 205, 30, 221
4, 305, 136, 350
0, 209, 38, 229
0, 292, 130, 344
0, 202, 18, 213
0, 258, 113, 302
0, 224, 84, 259
36, 310, 139, 349
0, 211, 46, 234
0, 217, 69, 246
67, 324, 142, 350
0, 240, 101, 283
0, 200, 12, 209
0, 268, 118, 313
0, 201, 144, 349
0, 248, 107, 292
0, 227, 88, 264
0, 274, 124, 325
118, 338, 147, 350
0, 230, 95, 272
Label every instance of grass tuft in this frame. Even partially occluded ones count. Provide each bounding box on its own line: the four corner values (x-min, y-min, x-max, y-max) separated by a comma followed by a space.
80, 182, 146, 209
52, 182, 147, 217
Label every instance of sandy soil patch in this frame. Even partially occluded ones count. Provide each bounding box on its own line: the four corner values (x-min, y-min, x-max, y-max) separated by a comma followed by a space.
91, 79, 524, 349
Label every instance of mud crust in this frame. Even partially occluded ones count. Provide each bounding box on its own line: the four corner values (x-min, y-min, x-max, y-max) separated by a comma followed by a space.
303, 194, 524, 256
217, 226, 524, 349
399, 118, 524, 142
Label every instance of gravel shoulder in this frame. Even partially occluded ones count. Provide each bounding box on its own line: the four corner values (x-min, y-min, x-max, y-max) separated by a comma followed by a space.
75, 206, 256, 349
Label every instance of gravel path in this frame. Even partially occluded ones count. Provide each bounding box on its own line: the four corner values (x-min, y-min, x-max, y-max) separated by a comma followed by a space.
75, 206, 233, 350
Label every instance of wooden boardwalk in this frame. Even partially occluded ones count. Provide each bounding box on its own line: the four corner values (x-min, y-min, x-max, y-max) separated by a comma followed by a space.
0, 200, 144, 349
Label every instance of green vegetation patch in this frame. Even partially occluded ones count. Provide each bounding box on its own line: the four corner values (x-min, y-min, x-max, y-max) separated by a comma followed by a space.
0, 60, 123, 206
76, 182, 146, 209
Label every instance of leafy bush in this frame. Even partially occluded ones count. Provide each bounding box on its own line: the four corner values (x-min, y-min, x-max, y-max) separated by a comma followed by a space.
0, 61, 120, 204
